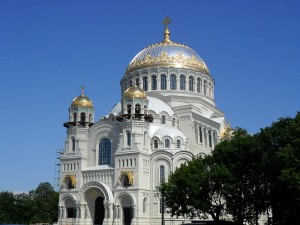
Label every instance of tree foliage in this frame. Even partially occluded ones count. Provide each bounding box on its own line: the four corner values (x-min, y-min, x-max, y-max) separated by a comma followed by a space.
0, 182, 59, 224
161, 113, 300, 225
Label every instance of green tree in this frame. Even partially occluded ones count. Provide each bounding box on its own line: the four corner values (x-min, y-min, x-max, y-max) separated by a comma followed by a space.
212, 128, 266, 225
256, 113, 300, 225
0, 191, 15, 223
161, 156, 229, 225
30, 182, 59, 224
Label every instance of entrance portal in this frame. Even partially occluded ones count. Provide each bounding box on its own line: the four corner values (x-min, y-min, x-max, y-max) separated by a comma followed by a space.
94, 196, 105, 225
123, 207, 132, 225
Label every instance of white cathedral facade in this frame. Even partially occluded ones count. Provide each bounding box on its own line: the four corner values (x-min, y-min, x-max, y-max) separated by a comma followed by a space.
58, 19, 230, 225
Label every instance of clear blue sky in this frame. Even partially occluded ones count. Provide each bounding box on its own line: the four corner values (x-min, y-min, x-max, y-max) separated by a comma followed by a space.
0, 0, 299, 193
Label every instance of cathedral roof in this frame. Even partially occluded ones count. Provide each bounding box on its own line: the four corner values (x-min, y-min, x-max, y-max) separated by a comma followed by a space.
71, 87, 94, 108
149, 125, 187, 140
125, 17, 210, 75
124, 86, 147, 99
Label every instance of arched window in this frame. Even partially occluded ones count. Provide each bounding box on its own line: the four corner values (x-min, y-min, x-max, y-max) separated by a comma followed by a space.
127, 104, 131, 114
129, 80, 133, 87
154, 140, 158, 149
176, 140, 181, 148
208, 82, 212, 97
71, 137, 75, 151
73, 113, 77, 123
172, 118, 175, 126
80, 112, 86, 122
161, 75, 167, 90
197, 78, 202, 93
160, 165, 165, 183
99, 138, 111, 165
127, 131, 131, 146
135, 104, 141, 114
89, 113, 92, 122
123, 175, 131, 187
161, 115, 166, 124
204, 80, 207, 95
180, 75, 186, 90
152, 75, 157, 90
136, 78, 140, 87
67, 178, 74, 189
170, 75, 176, 90
189, 76, 194, 91
143, 197, 147, 213
143, 77, 148, 91
144, 105, 147, 114
165, 139, 170, 148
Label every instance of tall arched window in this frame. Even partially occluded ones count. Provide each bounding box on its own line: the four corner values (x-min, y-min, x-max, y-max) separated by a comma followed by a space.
180, 75, 186, 90
143, 77, 148, 91
135, 104, 141, 114
123, 175, 131, 187
208, 82, 212, 97
127, 104, 131, 114
154, 140, 158, 149
127, 131, 131, 146
165, 139, 170, 148
143, 197, 147, 213
99, 138, 111, 165
160, 165, 165, 183
129, 80, 133, 87
73, 113, 77, 123
152, 75, 157, 90
189, 76, 194, 91
204, 80, 207, 95
197, 78, 202, 93
136, 78, 140, 87
80, 112, 86, 122
161, 75, 167, 90
176, 140, 181, 148
161, 115, 166, 124
170, 75, 176, 90
89, 113, 92, 122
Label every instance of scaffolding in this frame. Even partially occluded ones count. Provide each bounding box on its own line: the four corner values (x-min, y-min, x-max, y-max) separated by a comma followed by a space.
54, 149, 63, 192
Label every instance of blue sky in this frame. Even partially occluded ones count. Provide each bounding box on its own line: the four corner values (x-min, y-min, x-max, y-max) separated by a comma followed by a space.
0, 0, 299, 193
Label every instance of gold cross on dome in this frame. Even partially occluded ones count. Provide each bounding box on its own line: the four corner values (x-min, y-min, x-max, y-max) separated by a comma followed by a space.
163, 16, 172, 27
81, 85, 85, 96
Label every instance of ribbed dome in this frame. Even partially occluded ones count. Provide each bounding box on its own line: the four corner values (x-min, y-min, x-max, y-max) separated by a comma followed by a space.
71, 88, 93, 108
126, 41, 210, 75
124, 86, 147, 99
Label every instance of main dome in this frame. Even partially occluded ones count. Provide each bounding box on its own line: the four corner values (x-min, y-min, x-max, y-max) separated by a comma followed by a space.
126, 21, 210, 75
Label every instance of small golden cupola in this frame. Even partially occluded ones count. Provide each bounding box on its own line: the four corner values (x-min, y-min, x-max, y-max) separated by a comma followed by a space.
64, 86, 95, 128
116, 86, 153, 122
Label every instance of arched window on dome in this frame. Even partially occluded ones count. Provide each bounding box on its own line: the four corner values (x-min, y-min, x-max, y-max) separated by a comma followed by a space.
129, 80, 133, 87
135, 104, 141, 114
208, 82, 212, 97
161, 115, 166, 124
165, 139, 170, 148
180, 75, 186, 90
176, 139, 181, 148
170, 75, 176, 90
154, 140, 158, 149
73, 113, 77, 123
189, 76, 194, 92
136, 78, 140, 87
80, 112, 86, 122
143, 77, 148, 91
89, 113, 92, 122
127, 131, 131, 146
197, 78, 202, 93
99, 138, 111, 165
204, 80, 207, 95
127, 104, 132, 115
161, 75, 167, 90
152, 75, 157, 90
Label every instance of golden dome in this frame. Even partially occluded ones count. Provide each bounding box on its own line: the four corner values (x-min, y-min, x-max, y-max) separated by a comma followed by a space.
71, 87, 94, 108
124, 86, 147, 99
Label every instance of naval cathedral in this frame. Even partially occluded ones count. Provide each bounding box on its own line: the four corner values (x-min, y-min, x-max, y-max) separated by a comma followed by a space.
58, 18, 230, 225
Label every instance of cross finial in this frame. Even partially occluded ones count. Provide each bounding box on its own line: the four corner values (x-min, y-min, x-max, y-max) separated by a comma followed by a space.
162, 16, 172, 43
81, 85, 85, 96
